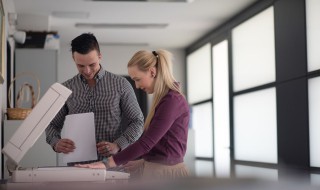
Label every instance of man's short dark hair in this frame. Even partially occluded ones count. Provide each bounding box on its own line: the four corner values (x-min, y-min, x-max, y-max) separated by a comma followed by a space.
71, 33, 100, 54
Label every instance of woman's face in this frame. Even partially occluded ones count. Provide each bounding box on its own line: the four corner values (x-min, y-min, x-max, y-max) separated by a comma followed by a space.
73, 50, 101, 81
128, 65, 156, 94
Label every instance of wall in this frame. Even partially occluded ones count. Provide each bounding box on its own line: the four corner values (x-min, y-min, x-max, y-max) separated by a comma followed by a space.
58, 44, 186, 93
1, 0, 15, 108
1, 0, 16, 179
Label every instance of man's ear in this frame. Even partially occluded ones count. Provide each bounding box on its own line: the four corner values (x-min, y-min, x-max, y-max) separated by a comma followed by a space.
98, 53, 102, 62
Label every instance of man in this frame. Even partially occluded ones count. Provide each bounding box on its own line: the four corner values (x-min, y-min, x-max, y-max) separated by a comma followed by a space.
45, 33, 144, 164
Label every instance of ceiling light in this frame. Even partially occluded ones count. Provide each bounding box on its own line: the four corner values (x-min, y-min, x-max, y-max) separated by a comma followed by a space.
51, 11, 90, 19
10, 31, 26, 44
75, 23, 168, 29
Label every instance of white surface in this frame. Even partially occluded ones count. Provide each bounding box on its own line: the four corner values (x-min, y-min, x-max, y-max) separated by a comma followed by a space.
2, 83, 72, 165
191, 102, 213, 158
232, 6, 275, 91
11, 167, 129, 182
11, 0, 257, 48
212, 40, 230, 177
195, 160, 214, 177
5, 180, 129, 190
12, 167, 104, 182
310, 173, 320, 186
16, 13, 50, 31
306, 0, 320, 71
58, 46, 186, 93
62, 112, 97, 163
185, 129, 195, 175
187, 43, 212, 104
2, 120, 57, 179
234, 87, 278, 163
235, 165, 278, 181
15, 49, 58, 102
308, 77, 320, 167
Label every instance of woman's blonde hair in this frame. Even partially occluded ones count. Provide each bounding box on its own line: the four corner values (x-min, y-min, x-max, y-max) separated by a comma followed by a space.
127, 49, 184, 130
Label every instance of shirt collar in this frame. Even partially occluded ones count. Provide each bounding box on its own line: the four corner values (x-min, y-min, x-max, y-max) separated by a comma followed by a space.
78, 64, 106, 83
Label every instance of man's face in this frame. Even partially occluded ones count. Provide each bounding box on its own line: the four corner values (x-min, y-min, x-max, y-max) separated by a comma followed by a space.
73, 50, 101, 80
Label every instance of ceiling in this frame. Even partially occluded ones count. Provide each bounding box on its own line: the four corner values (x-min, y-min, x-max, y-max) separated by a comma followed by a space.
12, 0, 258, 49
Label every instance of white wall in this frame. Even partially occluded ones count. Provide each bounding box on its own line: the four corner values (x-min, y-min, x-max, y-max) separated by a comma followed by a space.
58, 45, 186, 93
1, 0, 16, 179
1, 0, 15, 110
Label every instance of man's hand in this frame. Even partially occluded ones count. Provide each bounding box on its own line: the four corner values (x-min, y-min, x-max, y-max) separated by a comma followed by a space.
54, 139, 75, 153
97, 141, 120, 156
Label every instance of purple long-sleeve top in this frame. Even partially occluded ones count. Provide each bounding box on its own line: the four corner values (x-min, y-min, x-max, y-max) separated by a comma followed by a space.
113, 89, 190, 165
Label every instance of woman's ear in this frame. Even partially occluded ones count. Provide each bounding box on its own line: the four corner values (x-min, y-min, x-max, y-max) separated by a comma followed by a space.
150, 67, 157, 78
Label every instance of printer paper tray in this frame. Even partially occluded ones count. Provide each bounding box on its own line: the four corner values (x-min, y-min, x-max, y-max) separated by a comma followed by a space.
12, 167, 129, 183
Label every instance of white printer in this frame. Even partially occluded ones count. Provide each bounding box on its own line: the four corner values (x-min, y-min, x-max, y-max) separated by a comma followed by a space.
1, 83, 129, 183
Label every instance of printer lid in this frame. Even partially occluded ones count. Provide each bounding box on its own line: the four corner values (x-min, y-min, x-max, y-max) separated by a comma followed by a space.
2, 83, 72, 166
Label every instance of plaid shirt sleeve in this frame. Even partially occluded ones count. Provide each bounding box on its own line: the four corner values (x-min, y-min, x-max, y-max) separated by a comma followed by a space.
113, 78, 144, 150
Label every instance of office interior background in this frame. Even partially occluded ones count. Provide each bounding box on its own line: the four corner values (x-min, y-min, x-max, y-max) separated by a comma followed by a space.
1, 0, 320, 186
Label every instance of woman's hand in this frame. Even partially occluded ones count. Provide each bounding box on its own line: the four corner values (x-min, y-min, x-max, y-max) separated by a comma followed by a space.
97, 141, 120, 156
54, 139, 75, 153
75, 161, 106, 169
75, 157, 116, 169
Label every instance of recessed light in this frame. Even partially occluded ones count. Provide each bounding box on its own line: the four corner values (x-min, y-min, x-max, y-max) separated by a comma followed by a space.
75, 23, 168, 29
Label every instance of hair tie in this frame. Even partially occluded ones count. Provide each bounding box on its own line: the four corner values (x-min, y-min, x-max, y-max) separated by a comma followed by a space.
152, 51, 159, 57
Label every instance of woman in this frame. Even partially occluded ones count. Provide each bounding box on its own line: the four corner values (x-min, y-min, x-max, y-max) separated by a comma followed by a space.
77, 50, 190, 179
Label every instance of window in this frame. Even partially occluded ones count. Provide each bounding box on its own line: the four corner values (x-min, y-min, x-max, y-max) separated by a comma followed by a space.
213, 40, 230, 177
187, 43, 212, 104
232, 6, 275, 92
306, 0, 320, 71
234, 88, 277, 163
191, 102, 213, 158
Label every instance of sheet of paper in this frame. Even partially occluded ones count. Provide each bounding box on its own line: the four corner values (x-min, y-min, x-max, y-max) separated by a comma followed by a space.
61, 112, 97, 163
